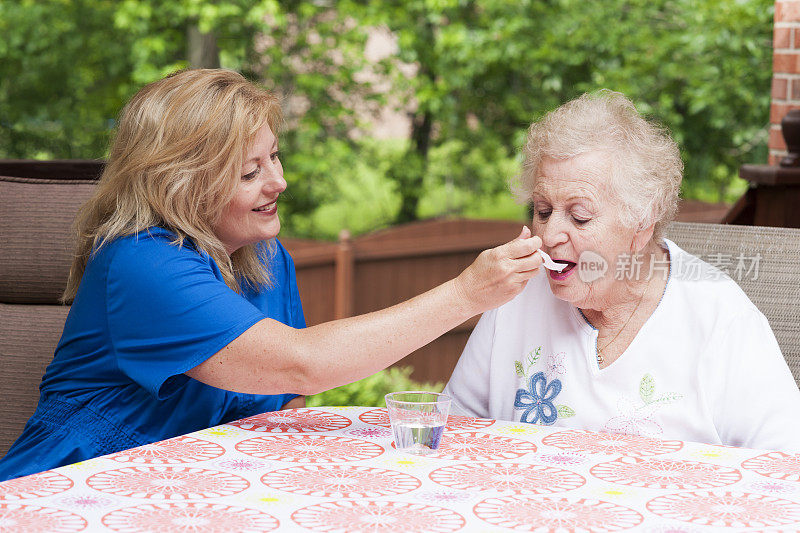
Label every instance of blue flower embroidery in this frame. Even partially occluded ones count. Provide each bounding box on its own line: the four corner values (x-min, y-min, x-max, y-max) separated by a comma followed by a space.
515, 372, 562, 425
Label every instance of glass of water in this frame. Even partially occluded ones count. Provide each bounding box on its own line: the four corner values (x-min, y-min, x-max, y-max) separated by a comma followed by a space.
385, 391, 451, 455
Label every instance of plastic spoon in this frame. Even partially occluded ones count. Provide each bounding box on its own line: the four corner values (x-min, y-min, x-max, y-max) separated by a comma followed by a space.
538, 249, 569, 272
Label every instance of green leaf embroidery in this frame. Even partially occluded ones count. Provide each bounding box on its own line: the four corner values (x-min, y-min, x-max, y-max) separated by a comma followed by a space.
639, 373, 655, 403
654, 392, 683, 404
556, 405, 575, 418
514, 360, 525, 377
524, 346, 541, 370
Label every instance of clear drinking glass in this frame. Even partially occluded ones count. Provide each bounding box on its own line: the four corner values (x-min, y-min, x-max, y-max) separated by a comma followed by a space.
385, 391, 451, 455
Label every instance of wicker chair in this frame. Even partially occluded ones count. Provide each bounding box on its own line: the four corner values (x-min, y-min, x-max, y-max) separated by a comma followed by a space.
666, 221, 800, 387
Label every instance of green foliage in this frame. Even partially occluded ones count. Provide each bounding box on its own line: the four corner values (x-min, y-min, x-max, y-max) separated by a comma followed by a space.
0, 0, 135, 158
280, 137, 402, 239
388, 150, 427, 224
0, 0, 774, 231
306, 366, 444, 407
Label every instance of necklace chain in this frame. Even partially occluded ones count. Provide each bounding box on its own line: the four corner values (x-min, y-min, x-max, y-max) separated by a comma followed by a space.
596, 274, 653, 366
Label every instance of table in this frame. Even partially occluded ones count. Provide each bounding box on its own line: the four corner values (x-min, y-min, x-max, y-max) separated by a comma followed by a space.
1, 406, 800, 532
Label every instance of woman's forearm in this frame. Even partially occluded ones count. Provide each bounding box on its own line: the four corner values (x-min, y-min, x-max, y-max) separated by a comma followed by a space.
286, 279, 476, 394
192, 278, 488, 395
186, 230, 543, 395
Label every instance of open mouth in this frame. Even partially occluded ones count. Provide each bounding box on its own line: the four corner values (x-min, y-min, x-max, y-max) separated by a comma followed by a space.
556, 260, 577, 274
549, 259, 576, 280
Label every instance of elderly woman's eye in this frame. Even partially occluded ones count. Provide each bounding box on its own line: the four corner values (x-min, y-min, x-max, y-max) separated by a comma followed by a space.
536, 210, 552, 220
573, 216, 590, 225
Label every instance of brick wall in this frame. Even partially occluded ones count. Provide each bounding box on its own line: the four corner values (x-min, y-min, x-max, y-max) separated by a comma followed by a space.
770, 1, 800, 164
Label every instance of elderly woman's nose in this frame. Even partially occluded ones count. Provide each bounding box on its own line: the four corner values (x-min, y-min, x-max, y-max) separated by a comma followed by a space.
540, 218, 568, 248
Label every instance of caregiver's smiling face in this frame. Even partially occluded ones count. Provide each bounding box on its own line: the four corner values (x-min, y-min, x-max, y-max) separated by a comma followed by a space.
531, 151, 640, 311
215, 124, 287, 255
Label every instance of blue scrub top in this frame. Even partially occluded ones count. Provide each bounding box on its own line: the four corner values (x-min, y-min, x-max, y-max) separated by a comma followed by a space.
0, 228, 305, 480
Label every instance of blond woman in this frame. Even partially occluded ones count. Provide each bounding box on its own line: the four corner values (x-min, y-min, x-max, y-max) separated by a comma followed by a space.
0, 69, 543, 480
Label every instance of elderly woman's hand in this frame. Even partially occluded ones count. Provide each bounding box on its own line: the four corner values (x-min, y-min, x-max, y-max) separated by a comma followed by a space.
454, 227, 543, 315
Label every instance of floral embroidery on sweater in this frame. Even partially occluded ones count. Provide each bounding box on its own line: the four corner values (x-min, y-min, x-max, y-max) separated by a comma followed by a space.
514, 346, 575, 424
602, 373, 683, 437
545, 351, 567, 378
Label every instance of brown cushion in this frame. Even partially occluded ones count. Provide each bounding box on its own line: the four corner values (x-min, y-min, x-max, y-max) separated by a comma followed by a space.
0, 303, 70, 456
0, 176, 97, 304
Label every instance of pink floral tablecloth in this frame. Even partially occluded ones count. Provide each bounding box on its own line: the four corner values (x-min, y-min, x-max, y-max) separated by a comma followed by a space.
2, 406, 800, 532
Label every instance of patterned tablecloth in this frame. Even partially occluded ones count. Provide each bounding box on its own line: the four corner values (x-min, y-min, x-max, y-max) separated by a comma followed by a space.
1, 406, 800, 532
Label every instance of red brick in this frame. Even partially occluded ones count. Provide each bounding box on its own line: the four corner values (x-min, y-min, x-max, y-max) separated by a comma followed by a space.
770, 126, 788, 151
775, 27, 792, 48
776, 2, 800, 23
773, 52, 800, 74
773, 77, 789, 100
794, 28, 800, 48
792, 78, 800, 100
771, 102, 798, 123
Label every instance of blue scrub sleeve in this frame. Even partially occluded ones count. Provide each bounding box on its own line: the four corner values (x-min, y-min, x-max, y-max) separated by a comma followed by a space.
106, 236, 267, 399
278, 244, 307, 330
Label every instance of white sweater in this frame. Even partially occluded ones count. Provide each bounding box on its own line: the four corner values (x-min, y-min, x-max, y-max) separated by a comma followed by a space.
444, 239, 800, 452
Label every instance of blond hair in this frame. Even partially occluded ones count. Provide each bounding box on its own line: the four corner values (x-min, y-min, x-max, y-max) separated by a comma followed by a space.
515, 90, 683, 242
63, 68, 283, 302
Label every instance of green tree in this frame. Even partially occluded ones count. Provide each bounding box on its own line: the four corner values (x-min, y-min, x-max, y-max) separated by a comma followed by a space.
0, 0, 134, 158
0, 0, 271, 158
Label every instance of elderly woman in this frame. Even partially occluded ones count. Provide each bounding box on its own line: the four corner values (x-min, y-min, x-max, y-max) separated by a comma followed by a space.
0, 69, 543, 480
444, 90, 800, 451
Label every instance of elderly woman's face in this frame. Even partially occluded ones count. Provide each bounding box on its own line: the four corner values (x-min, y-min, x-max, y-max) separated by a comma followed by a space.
531, 152, 642, 309
215, 124, 286, 255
